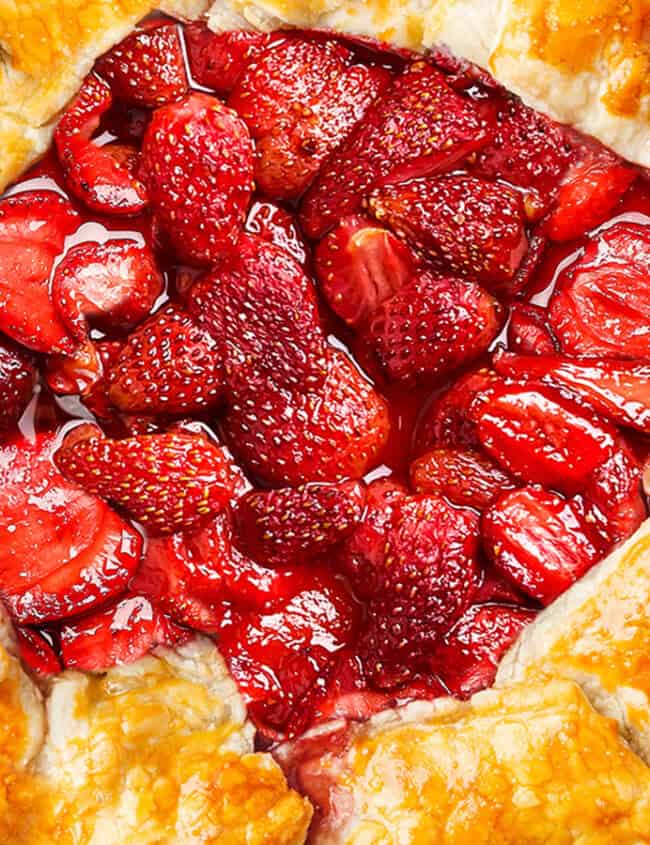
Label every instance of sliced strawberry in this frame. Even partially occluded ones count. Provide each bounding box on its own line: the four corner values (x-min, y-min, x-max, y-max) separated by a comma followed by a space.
234, 481, 366, 568
230, 38, 390, 199
434, 604, 536, 698
314, 214, 416, 327
141, 92, 254, 266
494, 350, 650, 432
0, 431, 142, 624
473, 382, 619, 495
550, 222, 650, 359
413, 368, 501, 454
300, 60, 493, 238
482, 487, 601, 605
0, 190, 79, 353
546, 153, 636, 242
188, 235, 326, 393
55, 74, 148, 216
54, 425, 239, 534
60, 594, 189, 672
107, 303, 226, 415
245, 200, 309, 267
410, 447, 518, 510
221, 350, 390, 485
474, 94, 574, 216
472, 563, 532, 607
368, 175, 528, 289
51, 239, 163, 342
0, 338, 36, 431
95, 23, 188, 107
184, 22, 272, 94
219, 572, 357, 734
45, 339, 104, 396
507, 302, 557, 355
366, 270, 501, 385
15, 628, 62, 676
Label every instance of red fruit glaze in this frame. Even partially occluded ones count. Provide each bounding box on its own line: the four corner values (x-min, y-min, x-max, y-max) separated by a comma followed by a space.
184, 23, 272, 94
15, 628, 62, 676
245, 200, 309, 267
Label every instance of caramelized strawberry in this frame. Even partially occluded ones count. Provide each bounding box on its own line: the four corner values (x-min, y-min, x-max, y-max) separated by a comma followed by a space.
0, 191, 79, 353
230, 38, 390, 199
314, 214, 416, 327
0, 431, 142, 624
301, 60, 493, 238
60, 594, 189, 672
54, 426, 239, 534
184, 23, 272, 94
361, 494, 480, 687
546, 153, 636, 242
55, 74, 148, 215
219, 572, 357, 734
52, 239, 163, 341
0, 338, 36, 432
434, 603, 536, 698
482, 487, 601, 605
507, 302, 557, 355
189, 235, 326, 393
410, 448, 518, 510
474, 383, 619, 495
15, 628, 62, 676
95, 23, 188, 107
107, 304, 226, 415
550, 222, 650, 359
234, 481, 366, 567
366, 271, 501, 385
245, 200, 309, 266
494, 350, 650, 433
221, 350, 390, 485
141, 93, 254, 265
368, 175, 528, 288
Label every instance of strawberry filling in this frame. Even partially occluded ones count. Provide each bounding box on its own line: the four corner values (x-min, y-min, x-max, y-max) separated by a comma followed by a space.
0, 21, 648, 747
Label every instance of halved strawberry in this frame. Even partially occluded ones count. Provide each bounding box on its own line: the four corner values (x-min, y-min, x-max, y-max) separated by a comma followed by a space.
229, 38, 390, 199
0, 431, 142, 624
550, 222, 650, 359
410, 448, 518, 510
482, 487, 601, 605
95, 23, 188, 107
545, 153, 636, 242
366, 271, 501, 385
473, 382, 618, 495
107, 303, 226, 415
55, 74, 148, 215
361, 494, 480, 688
15, 628, 62, 676
0, 338, 36, 432
0, 190, 79, 353
184, 22, 272, 94
188, 235, 326, 393
245, 200, 309, 267
367, 175, 528, 289
314, 214, 416, 327
234, 481, 366, 567
413, 368, 501, 454
219, 571, 357, 734
54, 425, 239, 534
434, 604, 536, 698
300, 60, 493, 238
60, 594, 189, 672
141, 92, 254, 266
494, 350, 650, 433
51, 239, 163, 342
474, 94, 574, 216
507, 302, 557, 355
221, 349, 390, 485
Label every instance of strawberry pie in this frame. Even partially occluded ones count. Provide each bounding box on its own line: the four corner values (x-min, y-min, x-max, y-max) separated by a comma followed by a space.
3, 2, 650, 843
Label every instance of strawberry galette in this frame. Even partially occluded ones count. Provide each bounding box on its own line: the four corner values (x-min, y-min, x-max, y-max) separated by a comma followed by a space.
3, 2, 650, 843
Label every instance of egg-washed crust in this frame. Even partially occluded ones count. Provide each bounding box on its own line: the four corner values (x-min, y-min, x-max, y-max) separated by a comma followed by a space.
0, 632, 312, 845
307, 680, 650, 844
208, 0, 650, 168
